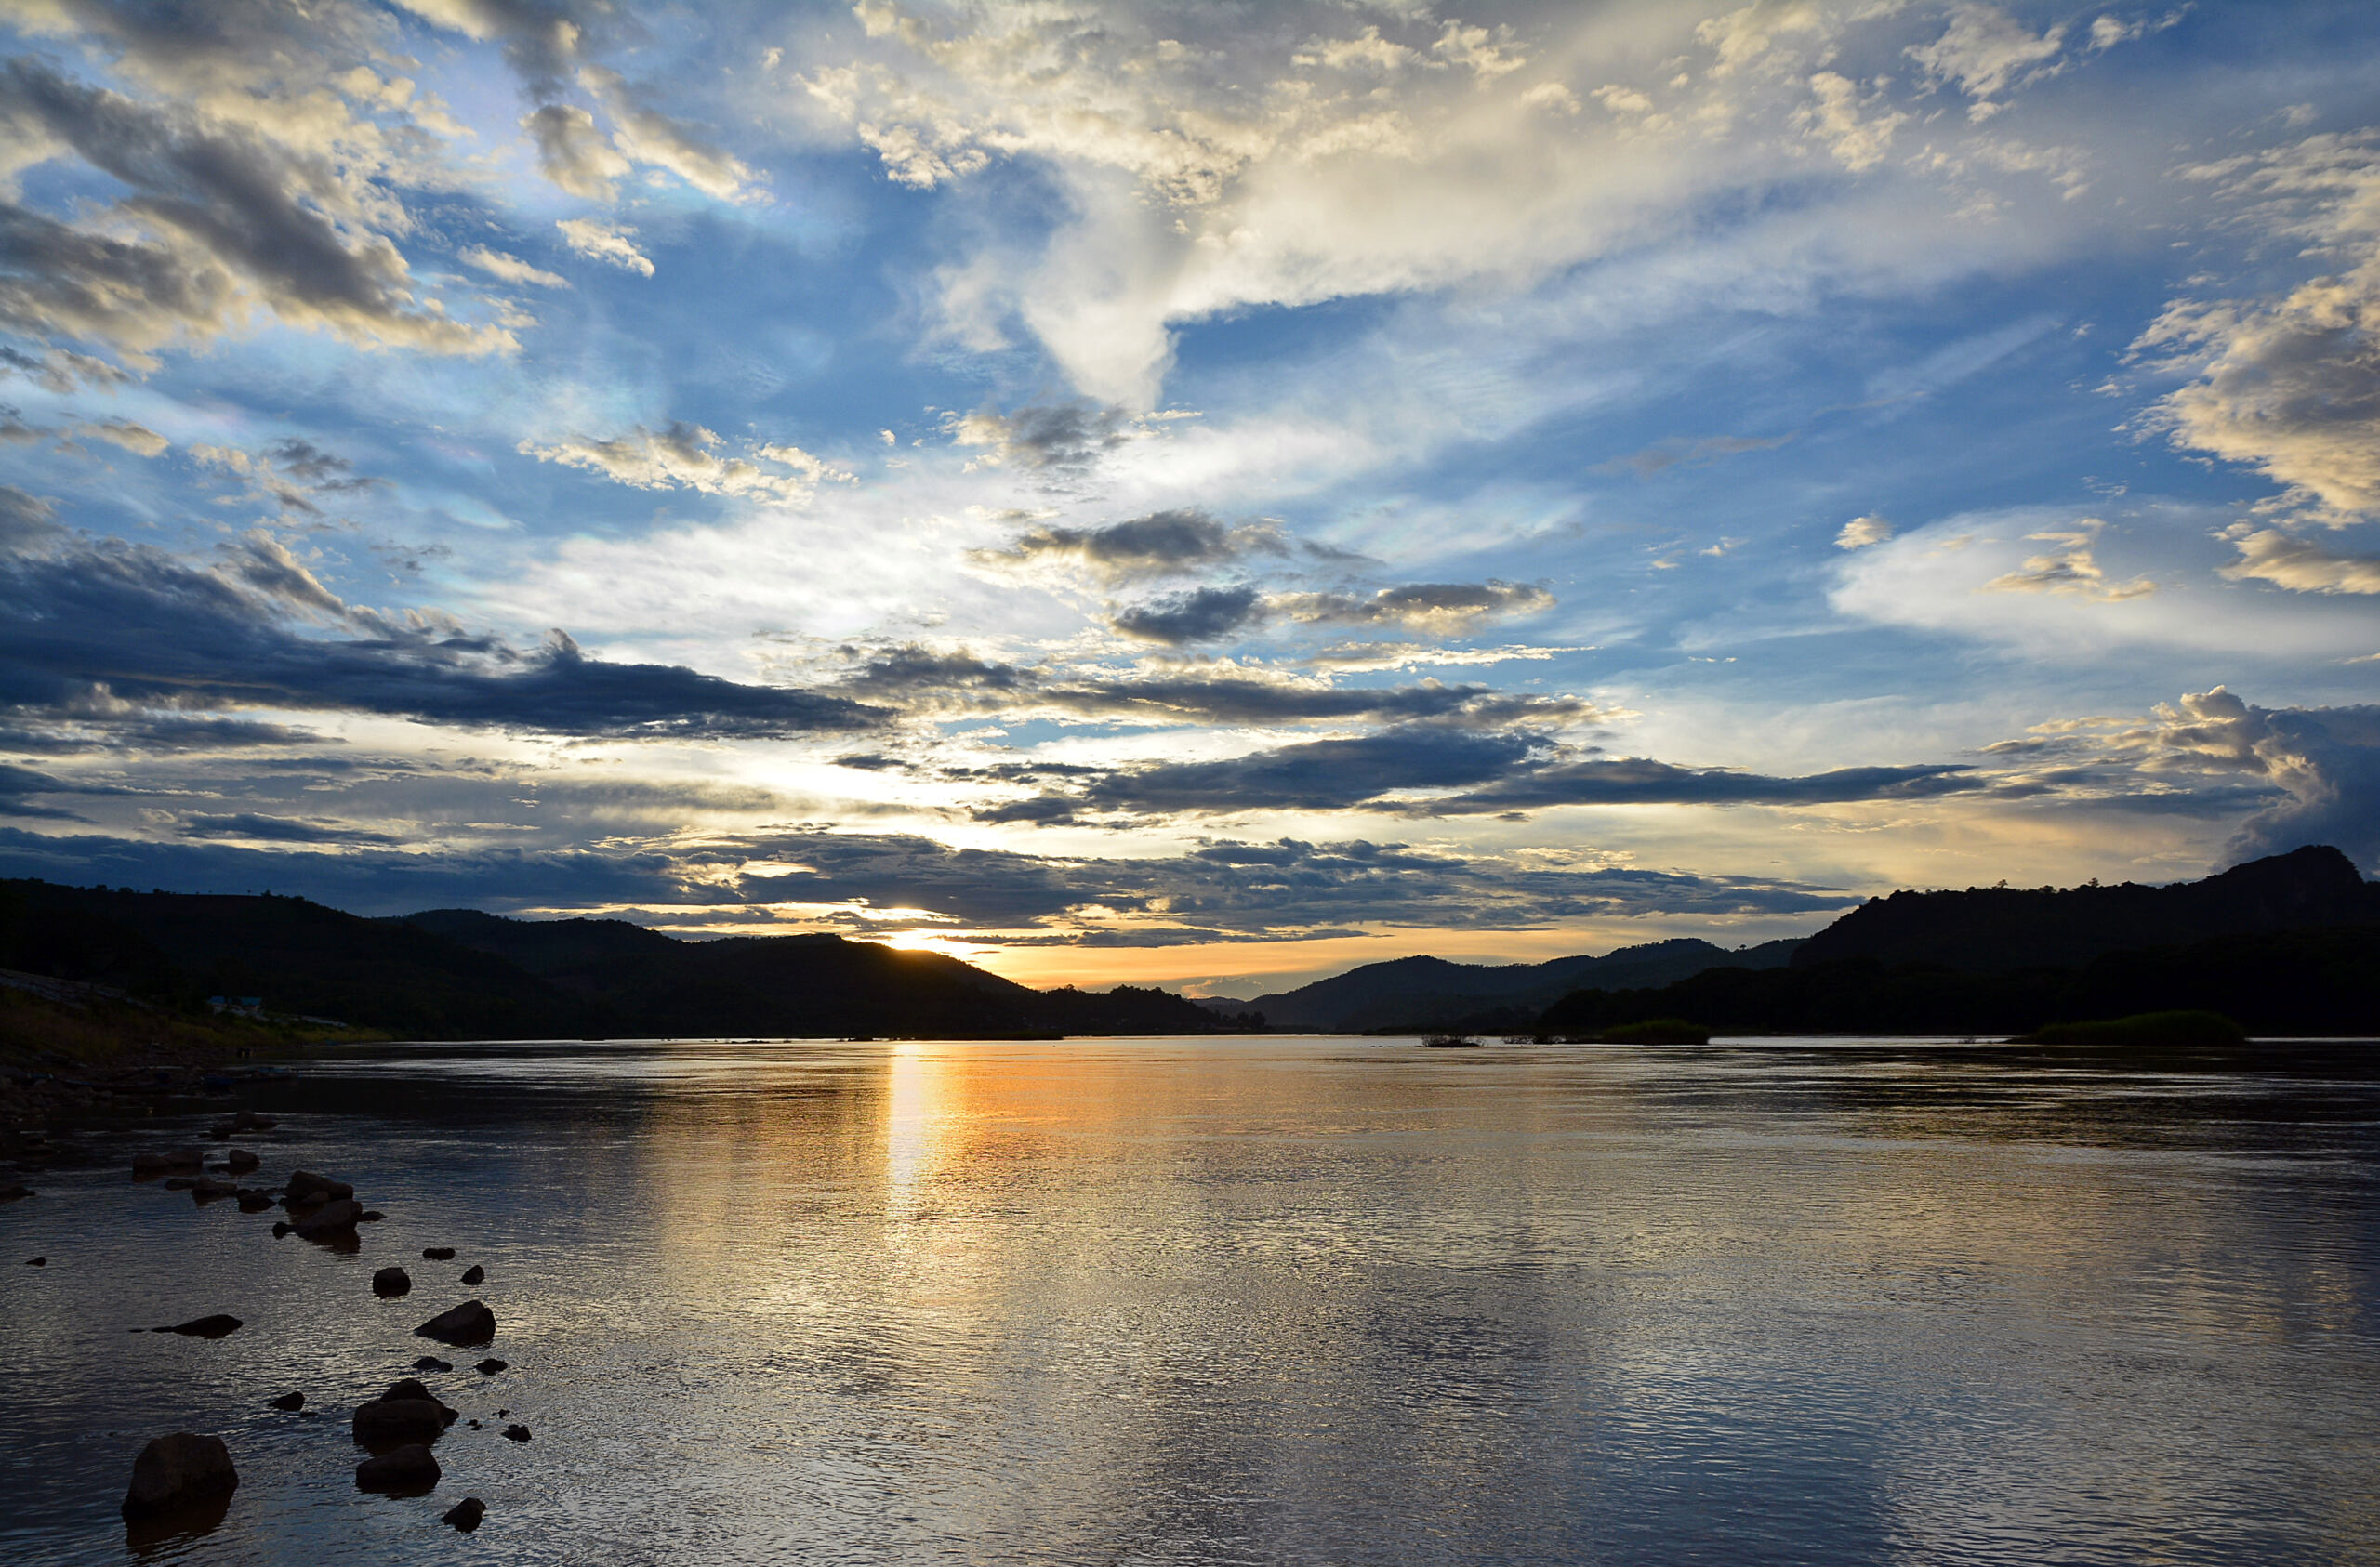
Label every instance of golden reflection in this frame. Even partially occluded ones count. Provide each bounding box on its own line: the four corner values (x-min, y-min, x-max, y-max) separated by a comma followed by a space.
884, 1038, 952, 1213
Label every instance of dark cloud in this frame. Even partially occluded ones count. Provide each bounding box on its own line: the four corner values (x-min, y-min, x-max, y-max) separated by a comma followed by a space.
972, 508, 1290, 583
947, 401, 1151, 472
2145, 691, 2380, 870
1405, 757, 1985, 815
1280, 581, 1555, 631
0, 825, 1856, 934
978, 724, 1550, 823
1111, 585, 1264, 644
179, 811, 400, 846
0, 712, 327, 754
0, 762, 85, 820
0, 483, 60, 550
832, 642, 1605, 729
0, 57, 499, 359
0, 533, 881, 741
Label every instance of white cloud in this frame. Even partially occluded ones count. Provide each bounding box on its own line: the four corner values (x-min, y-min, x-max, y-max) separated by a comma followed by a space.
1981, 520, 2156, 601
580, 65, 757, 202
1835, 514, 1893, 549
2221, 527, 2380, 595
521, 423, 852, 504
2137, 134, 2380, 524
1906, 4, 2068, 118
458, 246, 569, 289
555, 217, 654, 276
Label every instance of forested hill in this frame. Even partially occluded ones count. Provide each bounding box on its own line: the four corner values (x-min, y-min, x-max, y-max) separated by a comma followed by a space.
1792, 845, 2380, 972
1539, 846, 2380, 1038
0, 880, 1220, 1040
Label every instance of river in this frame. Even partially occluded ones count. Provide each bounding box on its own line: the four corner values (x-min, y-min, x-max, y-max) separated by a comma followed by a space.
4, 1036, 2377, 1564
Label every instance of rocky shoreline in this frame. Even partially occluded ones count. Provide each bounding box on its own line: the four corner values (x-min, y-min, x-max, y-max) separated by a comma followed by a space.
13, 1079, 532, 1548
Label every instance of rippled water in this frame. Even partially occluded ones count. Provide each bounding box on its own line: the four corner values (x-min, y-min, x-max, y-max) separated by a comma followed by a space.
4, 1036, 2379, 1565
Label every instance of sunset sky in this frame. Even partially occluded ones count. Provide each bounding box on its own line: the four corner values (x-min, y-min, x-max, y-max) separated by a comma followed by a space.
0, 0, 2373, 995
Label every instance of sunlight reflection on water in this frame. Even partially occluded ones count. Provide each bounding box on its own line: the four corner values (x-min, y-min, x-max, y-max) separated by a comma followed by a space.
3, 1036, 2377, 1565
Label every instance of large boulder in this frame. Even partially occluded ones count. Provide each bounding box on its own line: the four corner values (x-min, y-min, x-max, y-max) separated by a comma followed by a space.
223, 1149, 260, 1173
284, 1170, 352, 1205
443, 1496, 486, 1532
354, 1442, 440, 1494
413, 1299, 495, 1346
371, 1267, 412, 1298
352, 1395, 454, 1446
120, 1433, 238, 1519
291, 1199, 362, 1238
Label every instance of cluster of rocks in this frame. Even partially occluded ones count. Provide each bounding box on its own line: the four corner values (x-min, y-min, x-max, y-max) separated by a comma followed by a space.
94, 1111, 525, 1540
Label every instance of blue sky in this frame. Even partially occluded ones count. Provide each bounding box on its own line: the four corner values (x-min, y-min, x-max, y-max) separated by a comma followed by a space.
0, 0, 2373, 994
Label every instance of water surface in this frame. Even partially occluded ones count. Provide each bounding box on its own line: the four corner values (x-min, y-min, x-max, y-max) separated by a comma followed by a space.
4, 1036, 2377, 1564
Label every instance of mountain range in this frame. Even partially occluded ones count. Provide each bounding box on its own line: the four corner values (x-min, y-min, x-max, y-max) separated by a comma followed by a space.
1214, 937, 1804, 1033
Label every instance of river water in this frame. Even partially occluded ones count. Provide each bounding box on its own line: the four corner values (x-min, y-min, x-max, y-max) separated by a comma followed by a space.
3, 1035, 2377, 1565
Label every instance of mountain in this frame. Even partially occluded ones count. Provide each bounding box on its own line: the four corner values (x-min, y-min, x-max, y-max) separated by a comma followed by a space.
1239, 937, 1803, 1032
1791, 845, 2380, 972
402, 907, 1217, 1038
0, 880, 1222, 1041
1538, 847, 2380, 1038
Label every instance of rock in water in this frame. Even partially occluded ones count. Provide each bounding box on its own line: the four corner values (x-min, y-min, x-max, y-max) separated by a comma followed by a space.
460, 1264, 484, 1285
0, 1182, 30, 1201
501, 1424, 531, 1442
352, 1396, 454, 1445
442, 1497, 486, 1532
413, 1299, 495, 1346
223, 1148, 259, 1173
421, 1246, 456, 1260
474, 1358, 508, 1375
121, 1433, 238, 1519
153, 1314, 242, 1338
353, 1443, 440, 1494
291, 1199, 362, 1238
412, 1356, 453, 1372
371, 1267, 412, 1298
268, 1392, 304, 1412
284, 1170, 352, 1205
24, 1256, 44, 1266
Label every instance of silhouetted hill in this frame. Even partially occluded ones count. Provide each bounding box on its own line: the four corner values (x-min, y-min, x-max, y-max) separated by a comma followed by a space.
0, 880, 599, 1039
1536, 923, 2380, 1039
0, 879, 1223, 1040
1536, 849, 2380, 1039
1242, 937, 1802, 1032
1792, 845, 2380, 972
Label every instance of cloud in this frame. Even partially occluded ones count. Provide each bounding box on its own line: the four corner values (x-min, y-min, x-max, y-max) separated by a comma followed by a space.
0, 761, 85, 820
0, 343, 128, 392
0, 532, 882, 740
0, 484, 61, 550
579, 64, 755, 202
1276, 581, 1554, 634
555, 217, 654, 275
1400, 757, 1984, 816
0, 823, 1856, 934
521, 423, 848, 503
2142, 688, 2380, 869
971, 508, 1289, 584
1980, 521, 2155, 601
75, 418, 167, 456
1905, 4, 2068, 117
980, 723, 1552, 823
1836, 514, 1893, 549
458, 246, 568, 289
0, 57, 511, 363
830, 642, 1607, 730
2138, 134, 2380, 523
522, 102, 631, 199
946, 402, 1168, 473
1795, 71, 1907, 172
2219, 527, 2380, 594
179, 811, 401, 846
1111, 585, 1263, 645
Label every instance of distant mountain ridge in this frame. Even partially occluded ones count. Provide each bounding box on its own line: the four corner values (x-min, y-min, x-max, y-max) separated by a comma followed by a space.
1235, 936, 1804, 1033
0, 881, 1220, 1041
